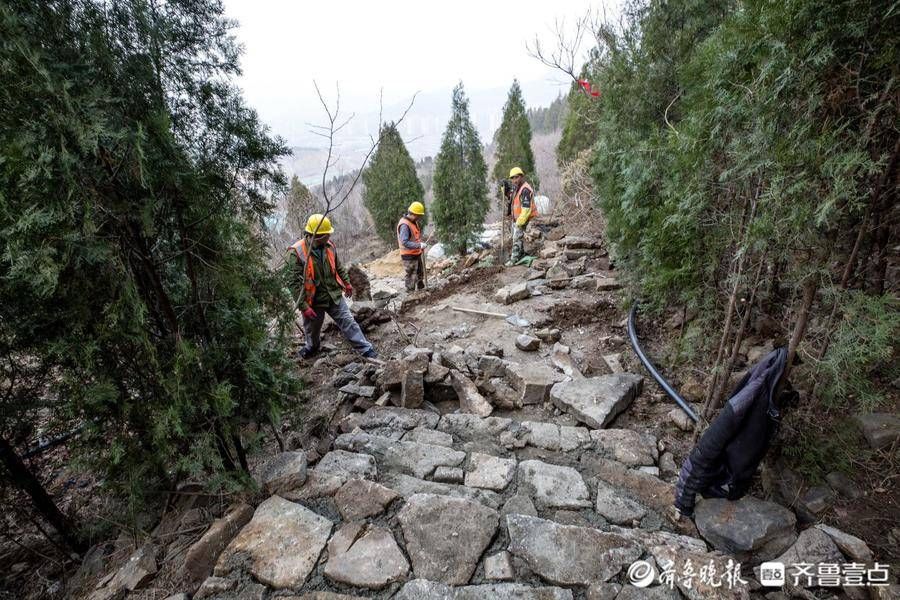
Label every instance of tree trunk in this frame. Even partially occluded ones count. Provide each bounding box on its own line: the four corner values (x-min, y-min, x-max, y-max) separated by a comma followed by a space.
778, 277, 818, 393
706, 256, 767, 417
0, 435, 85, 553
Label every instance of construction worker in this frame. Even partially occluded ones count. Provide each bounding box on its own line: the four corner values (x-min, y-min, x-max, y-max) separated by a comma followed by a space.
506, 166, 537, 266
288, 214, 377, 359
397, 201, 427, 292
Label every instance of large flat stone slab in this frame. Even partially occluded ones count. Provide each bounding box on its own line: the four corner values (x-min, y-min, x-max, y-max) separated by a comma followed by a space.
334, 431, 465, 479
505, 363, 566, 405
438, 413, 513, 441
393, 580, 574, 600
397, 493, 499, 585
259, 451, 307, 494
517, 459, 591, 509
521, 421, 592, 452
357, 406, 440, 431
323, 524, 409, 589
314, 450, 377, 481
506, 514, 641, 585
465, 452, 516, 491
380, 472, 502, 508
333, 479, 398, 521
590, 429, 657, 466
550, 374, 643, 428
595, 480, 647, 525
694, 496, 797, 565
215, 496, 331, 589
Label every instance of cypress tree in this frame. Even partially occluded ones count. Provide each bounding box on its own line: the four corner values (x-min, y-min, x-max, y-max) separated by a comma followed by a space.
432, 83, 489, 255
286, 175, 315, 235
492, 80, 539, 188
362, 122, 425, 245
0, 0, 299, 527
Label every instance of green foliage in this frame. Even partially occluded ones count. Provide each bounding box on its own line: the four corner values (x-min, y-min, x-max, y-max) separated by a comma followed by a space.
0, 0, 298, 506
817, 292, 899, 412
492, 80, 538, 188
432, 83, 489, 255
527, 94, 566, 135
557, 59, 605, 166
286, 175, 315, 235
781, 417, 861, 483
362, 122, 425, 245
585, 0, 896, 312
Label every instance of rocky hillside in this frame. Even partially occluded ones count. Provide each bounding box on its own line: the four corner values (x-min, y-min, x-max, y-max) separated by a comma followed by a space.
81, 217, 896, 600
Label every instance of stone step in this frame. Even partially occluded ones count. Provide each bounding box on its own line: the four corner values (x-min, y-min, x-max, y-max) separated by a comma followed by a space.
334, 430, 465, 480
394, 579, 575, 599
380, 472, 503, 509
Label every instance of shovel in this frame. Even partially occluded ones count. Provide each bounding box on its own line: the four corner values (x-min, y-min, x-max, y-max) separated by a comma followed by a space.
451, 306, 531, 327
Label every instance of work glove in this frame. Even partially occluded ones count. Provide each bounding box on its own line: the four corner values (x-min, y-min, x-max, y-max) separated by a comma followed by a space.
302, 307, 317, 320
343, 284, 353, 299
515, 207, 532, 228
419, 243, 428, 252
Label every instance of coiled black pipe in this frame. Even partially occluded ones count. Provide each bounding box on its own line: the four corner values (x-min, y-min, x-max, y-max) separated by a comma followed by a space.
627, 303, 699, 423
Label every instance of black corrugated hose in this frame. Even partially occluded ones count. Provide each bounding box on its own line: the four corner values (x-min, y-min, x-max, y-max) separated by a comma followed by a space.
627, 303, 699, 423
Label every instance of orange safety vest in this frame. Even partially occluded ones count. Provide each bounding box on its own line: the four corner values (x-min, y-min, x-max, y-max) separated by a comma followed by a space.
512, 181, 538, 220
288, 238, 348, 306
396, 216, 423, 257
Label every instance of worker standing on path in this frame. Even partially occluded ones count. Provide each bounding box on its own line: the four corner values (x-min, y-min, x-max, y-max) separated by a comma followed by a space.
397, 201, 427, 292
288, 214, 378, 360
506, 167, 537, 267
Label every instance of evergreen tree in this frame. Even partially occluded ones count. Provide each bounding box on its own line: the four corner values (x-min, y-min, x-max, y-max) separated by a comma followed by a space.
492, 80, 539, 188
362, 122, 425, 245
557, 60, 603, 165
432, 83, 489, 255
286, 175, 315, 235
0, 0, 298, 535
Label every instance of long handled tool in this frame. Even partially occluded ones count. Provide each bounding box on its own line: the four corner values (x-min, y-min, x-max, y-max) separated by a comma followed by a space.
451, 306, 530, 327
499, 188, 508, 263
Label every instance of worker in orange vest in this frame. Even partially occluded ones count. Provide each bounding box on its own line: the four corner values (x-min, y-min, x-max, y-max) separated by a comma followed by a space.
506, 166, 537, 266
397, 201, 427, 292
287, 214, 377, 359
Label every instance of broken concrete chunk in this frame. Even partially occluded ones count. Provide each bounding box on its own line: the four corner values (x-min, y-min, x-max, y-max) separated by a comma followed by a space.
505, 363, 566, 405
334, 431, 465, 479
323, 525, 409, 589
590, 429, 658, 467
260, 451, 307, 495
694, 496, 797, 565
314, 450, 377, 481
334, 479, 399, 521
495, 281, 531, 305
450, 369, 493, 417
382, 472, 501, 508
515, 334, 540, 351
465, 452, 516, 491
397, 493, 499, 585
401, 369, 425, 408
517, 459, 591, 509
506, 514, 641, 585
854, 413, 900, 449
432, 466, 465, 484
403, 427, 454, 447
551, 374, 643, 429
534, 328, 561, 343
484, 551, 515, 581
595, 277, 621, 291
215, 496, 332, 589
594, 480, 647, 525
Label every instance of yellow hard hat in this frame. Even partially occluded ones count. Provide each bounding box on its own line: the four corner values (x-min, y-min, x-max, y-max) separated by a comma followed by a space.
408, 201, 426, 215
305, 213, 334, 235
509, 167, 524, 178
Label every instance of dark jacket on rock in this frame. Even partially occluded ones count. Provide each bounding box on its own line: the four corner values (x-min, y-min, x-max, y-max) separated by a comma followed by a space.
674, 347, 795, 516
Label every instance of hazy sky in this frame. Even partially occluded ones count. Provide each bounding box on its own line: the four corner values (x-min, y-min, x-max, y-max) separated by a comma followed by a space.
222, 0, 613, 151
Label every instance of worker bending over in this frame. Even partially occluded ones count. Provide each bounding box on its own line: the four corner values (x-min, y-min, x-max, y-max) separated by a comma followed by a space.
397, 201, 427, 292
288, 214, 377, 360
